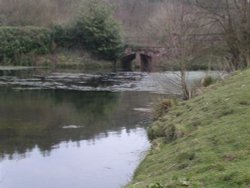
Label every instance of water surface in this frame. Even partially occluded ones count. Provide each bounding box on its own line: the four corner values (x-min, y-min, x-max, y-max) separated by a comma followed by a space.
0, 85, 158, 188
0, 68, 219, 188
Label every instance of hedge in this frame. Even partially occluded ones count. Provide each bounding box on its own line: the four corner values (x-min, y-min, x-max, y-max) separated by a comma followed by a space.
0, 26, 52, 64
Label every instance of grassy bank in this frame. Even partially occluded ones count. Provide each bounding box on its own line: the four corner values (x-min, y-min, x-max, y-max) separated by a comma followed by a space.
34, 48, 114, 70
128, 69, 250, 188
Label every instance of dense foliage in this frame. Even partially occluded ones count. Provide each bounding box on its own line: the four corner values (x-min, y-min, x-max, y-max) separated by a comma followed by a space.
0, 26, 52, 64
74, 0, 124, 61
0, 3, 124, 65
51, 25, 76, 48
52, 0, 124, 61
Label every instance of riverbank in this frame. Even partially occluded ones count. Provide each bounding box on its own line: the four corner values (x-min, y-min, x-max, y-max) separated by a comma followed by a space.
127, 69, 250, 187
34, 48, 114, 70
0, 49, 115, 71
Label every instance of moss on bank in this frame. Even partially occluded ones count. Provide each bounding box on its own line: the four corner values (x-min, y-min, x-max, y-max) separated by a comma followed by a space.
127, 69, 250, 188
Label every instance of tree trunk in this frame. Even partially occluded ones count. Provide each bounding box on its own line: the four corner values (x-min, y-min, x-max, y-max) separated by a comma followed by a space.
230, 48, 241, 70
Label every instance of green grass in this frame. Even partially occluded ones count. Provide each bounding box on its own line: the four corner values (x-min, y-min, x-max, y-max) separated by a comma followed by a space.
127, 69, 250, 188
35, 48, 114, 70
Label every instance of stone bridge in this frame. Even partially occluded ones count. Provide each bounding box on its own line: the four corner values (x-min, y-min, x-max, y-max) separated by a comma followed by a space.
120, 46, 166, 72
120, 33, 224, 72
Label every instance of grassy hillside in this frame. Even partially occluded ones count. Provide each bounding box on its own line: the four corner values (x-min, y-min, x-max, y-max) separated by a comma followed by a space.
128, 69, 250, 188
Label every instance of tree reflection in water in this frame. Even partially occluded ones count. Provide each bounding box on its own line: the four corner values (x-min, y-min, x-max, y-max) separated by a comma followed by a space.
0, 87, 157, 160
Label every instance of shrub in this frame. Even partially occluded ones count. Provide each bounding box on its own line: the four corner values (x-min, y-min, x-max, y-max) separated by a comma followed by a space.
148, 123, 166, 140
164, 123, 177, 143
0, 26, 52, 64
201, 75, 215, 87
51, 25, 77, 48
72, 0, 124, 61
153, 99, 177, 119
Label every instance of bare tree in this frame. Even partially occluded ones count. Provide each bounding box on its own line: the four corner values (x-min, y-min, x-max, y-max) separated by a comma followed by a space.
193, 0, 250, 69
146, 2, 210, 99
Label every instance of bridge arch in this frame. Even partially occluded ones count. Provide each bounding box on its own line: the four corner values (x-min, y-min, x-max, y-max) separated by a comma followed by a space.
121, 53, 136, 71
140, 54, 152, 72
121, 52, 152, 72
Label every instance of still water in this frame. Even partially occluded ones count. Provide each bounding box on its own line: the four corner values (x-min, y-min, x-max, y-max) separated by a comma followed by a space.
0, 68, 217, 188
0, 68, 168, 188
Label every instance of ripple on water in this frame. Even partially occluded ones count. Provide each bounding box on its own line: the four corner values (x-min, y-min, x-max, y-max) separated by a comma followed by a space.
0, 70, 222, 94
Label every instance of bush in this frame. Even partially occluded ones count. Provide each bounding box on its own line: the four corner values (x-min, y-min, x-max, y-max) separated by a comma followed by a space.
148, 122, 177, 142
153, 99, 177, 119
72, 0, 124, 61
201, 76, 215, 87
51, 25, 78, 48
50, 1, 125, 62
0, 26, 52, 64
148, 123, 166, 140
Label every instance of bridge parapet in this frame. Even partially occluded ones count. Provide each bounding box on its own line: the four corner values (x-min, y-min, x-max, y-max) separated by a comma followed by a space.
124, 46, 167, 57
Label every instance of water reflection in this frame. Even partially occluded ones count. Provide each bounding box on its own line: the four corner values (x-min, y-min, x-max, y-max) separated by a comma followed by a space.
0, 86, 158, 188
0, 88, 157, 160
0, 68, 223, 187
0, 68, 176, 188
0, 128, 149, 188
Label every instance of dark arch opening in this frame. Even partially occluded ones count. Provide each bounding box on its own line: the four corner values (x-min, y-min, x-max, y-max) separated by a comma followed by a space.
140, 54, 152, 72
121, 53, 136, 71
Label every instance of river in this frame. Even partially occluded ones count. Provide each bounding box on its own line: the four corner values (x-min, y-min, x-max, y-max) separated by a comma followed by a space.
0, 67, 218, 188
